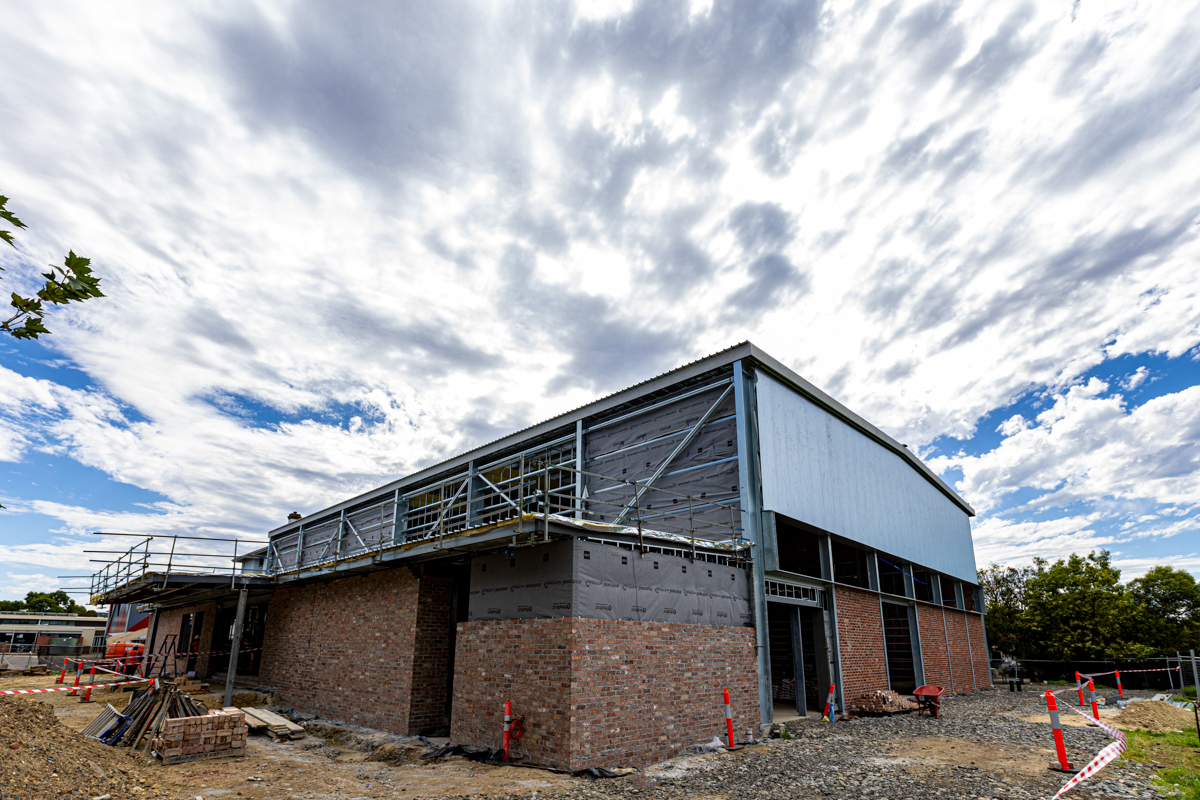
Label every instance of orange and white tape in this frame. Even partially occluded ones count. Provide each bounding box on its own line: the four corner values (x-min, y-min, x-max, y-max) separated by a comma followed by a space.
0, 677, 150, 697
1050, 703, 1127, 798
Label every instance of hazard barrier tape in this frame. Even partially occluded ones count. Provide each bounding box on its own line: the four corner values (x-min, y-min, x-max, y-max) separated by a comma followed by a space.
67, 646, 263, 666
1081, 667, 1179, 677
1050, 701, 1127, 798
0, 677, 151, 697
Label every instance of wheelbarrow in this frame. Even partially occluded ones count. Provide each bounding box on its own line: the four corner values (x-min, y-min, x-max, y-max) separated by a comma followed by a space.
913, 685, 945, 718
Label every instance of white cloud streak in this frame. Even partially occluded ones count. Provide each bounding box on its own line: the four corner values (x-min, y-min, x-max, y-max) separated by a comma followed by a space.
0, 0, 1197, 588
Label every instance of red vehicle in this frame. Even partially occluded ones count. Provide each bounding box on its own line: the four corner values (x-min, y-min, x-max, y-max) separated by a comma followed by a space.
104, 641, 144, 662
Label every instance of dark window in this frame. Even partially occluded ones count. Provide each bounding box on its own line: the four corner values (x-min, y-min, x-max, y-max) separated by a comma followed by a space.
653, 562, 659, 569
963, 585, 977, 612
878, 557, 906, 596
682, 565, 687, 574
583, 550, 590, 560
940, 576, 958, 608
707, 569, 713, 577
776, 523, 823, 579
621, 556, 628, 565
912, 569, 934, 602
832, 542, 870, 588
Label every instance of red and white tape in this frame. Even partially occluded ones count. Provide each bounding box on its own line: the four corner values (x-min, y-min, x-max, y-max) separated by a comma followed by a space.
1050, 701, 1127, 798
0, 677, 150, 697
69, 646, 263, 667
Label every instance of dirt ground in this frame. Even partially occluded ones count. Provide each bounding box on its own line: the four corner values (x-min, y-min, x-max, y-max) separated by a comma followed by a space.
2, 672, 583, 799
1, 673, 1190, 799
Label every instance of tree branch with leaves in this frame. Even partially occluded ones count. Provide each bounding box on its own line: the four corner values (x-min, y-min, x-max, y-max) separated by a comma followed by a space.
0, 194, 103, 339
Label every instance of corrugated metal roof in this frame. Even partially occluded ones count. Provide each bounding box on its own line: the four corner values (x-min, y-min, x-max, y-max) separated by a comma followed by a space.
270, 341, 972, 536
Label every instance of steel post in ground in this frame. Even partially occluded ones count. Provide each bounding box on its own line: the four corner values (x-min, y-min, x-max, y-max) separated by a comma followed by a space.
1045, 691, 1078, 773
223, 581, 250, 709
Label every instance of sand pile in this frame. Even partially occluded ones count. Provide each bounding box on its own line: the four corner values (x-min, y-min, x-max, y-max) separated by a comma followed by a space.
0, 697, 171, 799
1114, 700, 1197, 733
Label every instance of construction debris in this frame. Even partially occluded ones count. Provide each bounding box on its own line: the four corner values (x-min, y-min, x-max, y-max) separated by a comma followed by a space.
149, 707, 247, 764
241, 706, 306, 739
846, 689, 919, 716
81, 684, 210, 750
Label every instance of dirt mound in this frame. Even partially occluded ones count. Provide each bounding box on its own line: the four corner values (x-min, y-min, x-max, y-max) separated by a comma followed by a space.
1114, 701, 1196, 732
365, 741, 426, 765
0, 697, 170, 798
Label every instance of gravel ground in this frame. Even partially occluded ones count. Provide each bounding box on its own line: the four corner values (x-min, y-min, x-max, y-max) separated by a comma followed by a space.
546, 687, 1174, 800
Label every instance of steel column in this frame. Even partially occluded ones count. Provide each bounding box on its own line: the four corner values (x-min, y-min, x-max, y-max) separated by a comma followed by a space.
223, 581, 249, 709
734, 360, 772, 727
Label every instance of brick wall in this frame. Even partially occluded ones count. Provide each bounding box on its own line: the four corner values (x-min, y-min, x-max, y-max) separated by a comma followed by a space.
966, 613, 992, 688
408, 574, 454, 732
259, 566, 453, 735
833, 586, 888, 700
915, 602, 953, 691
450, 618, 573, 767
151, 602, 218, 677
450, 619, 758, 770
943, 608, 978, 690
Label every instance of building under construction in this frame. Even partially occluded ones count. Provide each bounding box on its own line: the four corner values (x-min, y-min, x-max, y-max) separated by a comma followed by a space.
92, 342, 991, 769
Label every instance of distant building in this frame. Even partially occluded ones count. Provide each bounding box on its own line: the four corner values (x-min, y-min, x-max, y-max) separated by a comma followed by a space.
0, 611, 108, 667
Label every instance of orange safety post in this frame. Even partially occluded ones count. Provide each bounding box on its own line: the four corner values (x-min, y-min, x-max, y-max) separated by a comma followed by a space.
1115, 670, 1124, 698
1088, 679, 1100, 721
502, 699, 512, 761
56, 658, 69, 684
822, 683, 836, 722
1044, 691, 1077, 773
68, 663, 83, 697
80, 670, 95, 704
723, 689, 735, 747
1076, 672, 1085, 707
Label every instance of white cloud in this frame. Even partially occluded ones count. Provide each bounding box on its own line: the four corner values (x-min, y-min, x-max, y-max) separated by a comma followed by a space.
0, 0, 1197, 588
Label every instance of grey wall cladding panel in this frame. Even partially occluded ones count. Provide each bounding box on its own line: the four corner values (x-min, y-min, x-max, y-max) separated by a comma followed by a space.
467, 539, 752, 627
755, 372, 978, 583
468, 540, 576, 621
584, 385, 741, 535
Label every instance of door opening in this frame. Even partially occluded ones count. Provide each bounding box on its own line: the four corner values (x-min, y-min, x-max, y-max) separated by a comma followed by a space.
882, 602, 917, 694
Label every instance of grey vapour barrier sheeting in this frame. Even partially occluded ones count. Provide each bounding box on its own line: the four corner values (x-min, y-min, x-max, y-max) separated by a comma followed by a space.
584, 385, 741, 536
467, 539, 752, 627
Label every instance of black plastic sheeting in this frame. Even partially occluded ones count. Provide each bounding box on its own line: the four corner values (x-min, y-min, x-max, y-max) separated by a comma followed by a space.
467, 539, 752, 627
584, 385, 741, 537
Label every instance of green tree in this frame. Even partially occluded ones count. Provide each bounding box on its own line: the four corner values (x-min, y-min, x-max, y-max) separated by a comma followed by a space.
22, 590, 75, 613
1021, 551, 1149, 660
0, 194, 103, 339
1127, 565, 1200, 652
978, 563, 1037, 657
0, 599, 24, 612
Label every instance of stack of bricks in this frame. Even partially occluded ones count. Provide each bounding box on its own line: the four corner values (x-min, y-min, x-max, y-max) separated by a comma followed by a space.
846, 689, 919, 715
152, 708, 248, 760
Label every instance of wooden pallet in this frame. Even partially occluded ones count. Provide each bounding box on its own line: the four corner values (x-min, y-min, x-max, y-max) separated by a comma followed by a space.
158, 747, 245, 765
241, 707, 305, 739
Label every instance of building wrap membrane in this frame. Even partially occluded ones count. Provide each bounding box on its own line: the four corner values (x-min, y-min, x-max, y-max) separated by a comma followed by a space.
468, 539, 752, 627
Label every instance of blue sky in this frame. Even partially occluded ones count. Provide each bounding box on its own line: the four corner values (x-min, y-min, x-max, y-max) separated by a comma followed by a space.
1, 0, 1198, 602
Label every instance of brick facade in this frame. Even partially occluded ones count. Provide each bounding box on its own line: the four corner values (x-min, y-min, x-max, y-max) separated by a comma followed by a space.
833, 586, 889, 701
258, 566, 453, 735
151, 602, 218, 676
943, 608, 978, 689
966, 613, 992, 688
915, 602, 953, 691
451, 618, 758, 770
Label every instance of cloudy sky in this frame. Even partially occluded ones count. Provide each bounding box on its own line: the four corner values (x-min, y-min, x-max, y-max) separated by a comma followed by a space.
1, 0, 1198, 602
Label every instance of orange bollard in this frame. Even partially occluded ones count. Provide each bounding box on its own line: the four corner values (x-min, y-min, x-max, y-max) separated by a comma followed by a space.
56, 658, 69, 684
502, 699, 512, 761
822, 683, 836, 722
1044, 691, 1078, 773
1076, 672, 1085, 706
1115, 670, 1124, 698
1088, 679, 1100, 721
723, 689, 735, 747
68, 663, 83, 696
